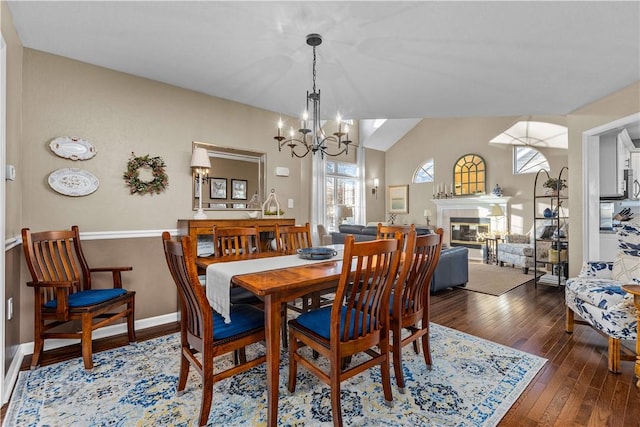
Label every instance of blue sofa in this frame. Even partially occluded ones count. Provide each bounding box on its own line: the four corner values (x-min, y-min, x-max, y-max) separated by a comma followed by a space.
330, 224, 468, 293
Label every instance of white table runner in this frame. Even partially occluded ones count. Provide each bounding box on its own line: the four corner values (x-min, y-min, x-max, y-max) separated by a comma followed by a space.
206, 245, 344, 323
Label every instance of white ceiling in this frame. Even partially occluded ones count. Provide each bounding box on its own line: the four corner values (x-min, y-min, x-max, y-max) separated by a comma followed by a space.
7, 1, 640, 150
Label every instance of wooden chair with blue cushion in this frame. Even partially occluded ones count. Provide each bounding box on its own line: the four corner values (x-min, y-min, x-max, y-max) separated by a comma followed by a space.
275, 222, 313, 255
389, 228, 443, 393
287, 233, 402, 426
162, 232, 266, 426
21, 225, 136, 371
275, 222, 319, 313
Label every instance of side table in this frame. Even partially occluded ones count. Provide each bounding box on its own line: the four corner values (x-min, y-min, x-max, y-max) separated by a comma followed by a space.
485, 237, 502, 265
621, 284, 640, 388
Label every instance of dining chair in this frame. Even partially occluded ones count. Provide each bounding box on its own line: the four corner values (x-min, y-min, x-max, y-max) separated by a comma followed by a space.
212, 225, 261, 258
287, 233, 403, 426
274, 222, 318, 313
21, 226, 136, 371
162, 232, 266, 426
274, 222, 313, 255
389, 228, 443, 393
212, 225, 288, 346
211, 225, 263, 305
377, 223, 414, 241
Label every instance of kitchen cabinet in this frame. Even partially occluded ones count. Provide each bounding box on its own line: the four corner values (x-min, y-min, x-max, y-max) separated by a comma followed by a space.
600, 129, 636, 198
617, 129, 635, 195
599, 133, 618, 196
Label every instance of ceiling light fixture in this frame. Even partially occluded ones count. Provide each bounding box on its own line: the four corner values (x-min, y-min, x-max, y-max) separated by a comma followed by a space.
275, 33, 352, 158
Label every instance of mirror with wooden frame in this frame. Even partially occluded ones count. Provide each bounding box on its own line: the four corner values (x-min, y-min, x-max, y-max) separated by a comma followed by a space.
192, 141, 266, 211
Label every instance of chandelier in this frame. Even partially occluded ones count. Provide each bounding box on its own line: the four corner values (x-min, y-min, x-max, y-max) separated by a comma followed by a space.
275, 33, 352, 158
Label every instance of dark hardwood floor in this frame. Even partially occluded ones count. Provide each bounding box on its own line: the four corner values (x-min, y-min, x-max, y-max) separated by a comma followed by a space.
2, 278, 639, 426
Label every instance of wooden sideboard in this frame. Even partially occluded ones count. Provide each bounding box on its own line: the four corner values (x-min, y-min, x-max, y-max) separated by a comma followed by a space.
177, 218, 296, 256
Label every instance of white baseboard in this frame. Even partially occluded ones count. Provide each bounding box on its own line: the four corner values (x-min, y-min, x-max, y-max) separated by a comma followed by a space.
2, 311, 179, 404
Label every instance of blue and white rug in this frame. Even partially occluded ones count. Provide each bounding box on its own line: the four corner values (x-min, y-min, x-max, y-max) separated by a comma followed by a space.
4, 324, 546, 426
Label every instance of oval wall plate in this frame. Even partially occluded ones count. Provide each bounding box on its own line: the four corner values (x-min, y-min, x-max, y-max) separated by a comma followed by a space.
50, 137, 97, 160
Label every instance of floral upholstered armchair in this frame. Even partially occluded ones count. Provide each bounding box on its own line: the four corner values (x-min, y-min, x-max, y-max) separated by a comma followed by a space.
565, 221, 639, 374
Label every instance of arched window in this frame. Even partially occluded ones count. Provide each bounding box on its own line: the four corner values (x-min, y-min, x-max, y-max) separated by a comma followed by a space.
453, 154, 485, 196
513, 146, 550, 174
413, 159, 434, 183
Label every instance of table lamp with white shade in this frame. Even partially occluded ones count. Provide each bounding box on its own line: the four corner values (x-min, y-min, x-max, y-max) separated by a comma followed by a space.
423, 209, 432, 226
191, 147, 211, 219
487, 204, 505, 236
336, 205, 354, 224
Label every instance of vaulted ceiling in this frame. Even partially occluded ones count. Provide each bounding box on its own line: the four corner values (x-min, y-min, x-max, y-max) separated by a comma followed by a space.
7, 1, 640, 150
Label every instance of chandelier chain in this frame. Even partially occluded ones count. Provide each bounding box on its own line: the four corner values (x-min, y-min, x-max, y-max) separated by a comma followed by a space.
312, 46, 317, 93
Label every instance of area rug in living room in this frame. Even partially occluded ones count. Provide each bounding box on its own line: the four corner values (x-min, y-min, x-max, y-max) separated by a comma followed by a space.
465, 262, 535, 296
4, 324, 546, 427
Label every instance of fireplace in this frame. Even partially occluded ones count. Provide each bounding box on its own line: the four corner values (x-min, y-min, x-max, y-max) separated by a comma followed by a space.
450, 217, 490, 249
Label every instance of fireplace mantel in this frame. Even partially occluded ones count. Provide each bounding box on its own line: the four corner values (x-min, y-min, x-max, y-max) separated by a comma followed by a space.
432, 195, 511, 208
431, 196, 511, 252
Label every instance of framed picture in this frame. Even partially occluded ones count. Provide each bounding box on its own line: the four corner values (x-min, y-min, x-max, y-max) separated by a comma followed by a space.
231, 179, 248, 200
388, 184, 409, 214
209, 203, 227, 209
210, 178, 227, 199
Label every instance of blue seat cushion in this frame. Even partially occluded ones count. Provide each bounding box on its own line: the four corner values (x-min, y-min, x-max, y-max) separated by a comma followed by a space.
44, 288, 128, 309
295, 306, 373, 340
388, 294, 416, 317
214, 304, 264, 340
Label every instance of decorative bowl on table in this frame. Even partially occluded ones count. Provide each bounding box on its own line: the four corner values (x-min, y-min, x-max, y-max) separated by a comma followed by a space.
297, 247, 338, 260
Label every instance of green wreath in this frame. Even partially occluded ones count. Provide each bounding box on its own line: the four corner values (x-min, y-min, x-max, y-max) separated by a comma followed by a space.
123, 153, 168, 195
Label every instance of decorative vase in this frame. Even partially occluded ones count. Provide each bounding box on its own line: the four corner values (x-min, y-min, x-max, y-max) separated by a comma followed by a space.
492, 184, 503, 197
543, 208, 553, 218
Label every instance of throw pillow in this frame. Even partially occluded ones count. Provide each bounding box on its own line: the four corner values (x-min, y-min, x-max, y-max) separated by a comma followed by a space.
579, 261, 613, 279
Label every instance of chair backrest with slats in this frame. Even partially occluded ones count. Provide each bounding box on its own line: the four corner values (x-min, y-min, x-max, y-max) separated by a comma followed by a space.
393, 228, 443, 320
377, 223, 414, 251
162, 232, 211, 350
331, 234, 402, 343
275, 223, 312, 254
212, 226, 261, 257
22, 226, 91, 304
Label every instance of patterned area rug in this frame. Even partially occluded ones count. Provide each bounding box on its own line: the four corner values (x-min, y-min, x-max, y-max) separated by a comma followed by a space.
4, 324, 546, 426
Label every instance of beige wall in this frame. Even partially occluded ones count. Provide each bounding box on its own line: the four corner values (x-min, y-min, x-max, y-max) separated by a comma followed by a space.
566, 81, 640, 276
2, 0, 24, 372
386, 116, 569, 232
365, 148, 386, 221
20, 49, 314, 232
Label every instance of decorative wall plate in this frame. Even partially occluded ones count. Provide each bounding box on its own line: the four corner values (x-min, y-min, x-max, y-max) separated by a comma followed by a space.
48, 168, 99, 196
49, 137, 96, 160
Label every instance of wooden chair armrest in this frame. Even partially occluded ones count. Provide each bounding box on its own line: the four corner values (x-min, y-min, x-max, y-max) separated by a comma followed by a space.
27, 281, 75, 320
26, 280, 74, 288
89, 266, 133, 289
89, 266, 133, 272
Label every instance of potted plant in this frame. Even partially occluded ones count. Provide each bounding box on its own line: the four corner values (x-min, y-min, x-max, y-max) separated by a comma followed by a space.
543, 177, 567, 195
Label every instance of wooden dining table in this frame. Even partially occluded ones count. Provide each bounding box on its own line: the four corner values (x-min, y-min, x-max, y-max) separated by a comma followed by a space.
196, 249, 345, 427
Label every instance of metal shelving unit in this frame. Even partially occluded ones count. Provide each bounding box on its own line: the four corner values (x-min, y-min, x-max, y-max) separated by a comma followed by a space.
533, 166, 568, 287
